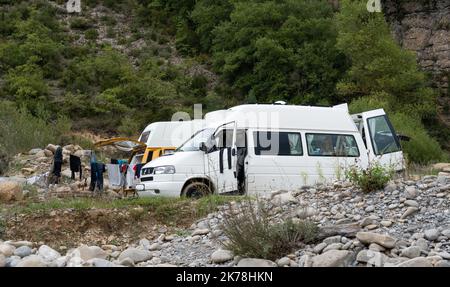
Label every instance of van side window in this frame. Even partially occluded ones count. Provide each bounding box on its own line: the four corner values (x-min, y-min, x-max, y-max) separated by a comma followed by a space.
306, 134, 359, 157
215, 129, 234, 148
367, 115, 401, 155
140, 131, 151, 143
254, 132, 303, 156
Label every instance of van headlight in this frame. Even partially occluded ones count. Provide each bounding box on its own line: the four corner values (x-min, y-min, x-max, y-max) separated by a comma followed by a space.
153, 165, 175, 174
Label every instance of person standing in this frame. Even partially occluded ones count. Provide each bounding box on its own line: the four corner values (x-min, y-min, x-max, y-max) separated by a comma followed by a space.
51, 146, 63, 184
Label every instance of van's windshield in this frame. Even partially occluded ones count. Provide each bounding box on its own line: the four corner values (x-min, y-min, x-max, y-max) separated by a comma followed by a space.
177, 128, 215, 152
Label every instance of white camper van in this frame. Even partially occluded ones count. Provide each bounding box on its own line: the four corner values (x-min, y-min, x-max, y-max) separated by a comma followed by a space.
135, 104, 404, 197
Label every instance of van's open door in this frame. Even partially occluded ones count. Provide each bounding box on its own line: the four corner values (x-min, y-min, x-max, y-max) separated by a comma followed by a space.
353, 109, 405, 171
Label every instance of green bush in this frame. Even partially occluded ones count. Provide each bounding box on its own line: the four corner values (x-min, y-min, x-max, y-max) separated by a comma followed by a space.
70, 18, 93, 30
85, 28, 99, 40
345, 162, 394, 193
0, 101, 71, 174
221, 199, 318, 260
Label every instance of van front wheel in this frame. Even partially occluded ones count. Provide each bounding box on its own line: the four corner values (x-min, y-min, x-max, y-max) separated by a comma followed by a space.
182, 182, 211, 198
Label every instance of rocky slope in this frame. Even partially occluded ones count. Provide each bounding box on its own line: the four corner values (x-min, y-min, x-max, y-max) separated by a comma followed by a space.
1, 170, 449, 267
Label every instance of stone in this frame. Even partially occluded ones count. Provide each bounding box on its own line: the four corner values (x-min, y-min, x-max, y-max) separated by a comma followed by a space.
88, 258, 117, 267
21, 167, 36, 176
272, 191, 297, 205
16, 255, 47, 267
277, 257, 291, 267
413, 238, 429, 252
360, 217, 376, 227
313, 243, 327, 254
441, 229, 450, 238
139, 239, 151, 250
0, 181, 23, 203
369, 243, 386, 252
28, 148, 43, 155
118, 248, 152, 264
424, 229, 440, 241
76, 245, 108, 261
237, 258, 277, 267
211, 249, 234, 264
46, 144, 57, 153
323, 235, 342, 245
38, 245, 61, 262
396, 257, 433, 267
365, 205, 375, 212
384, 183, 397, 193
401, 207, 419, 219
404, 200, 419, 207
44, 149, 53, 157
400, 246, 421, 259
192, 228, 210, 236
434, 260, 450, 267
0, 254, 5, 267
356, 232, 397, 249
0, 243, 15, 257
296, 207, 317, 219
322, 243, 343, 253
404, 186, 418, 199
7, 241, 33, 248
356, 250, 387, 266
149, 243, 162, 251
311, 250, 354, 267
14, 246, 32, 258
119, 257, 135, 267
380, 220, 393, 227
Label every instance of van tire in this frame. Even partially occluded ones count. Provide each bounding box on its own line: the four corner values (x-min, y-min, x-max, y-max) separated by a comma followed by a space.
182, 181, 211, 198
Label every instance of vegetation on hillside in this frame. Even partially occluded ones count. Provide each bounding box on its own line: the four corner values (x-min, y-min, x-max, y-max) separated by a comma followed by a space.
0, 0, 448, 165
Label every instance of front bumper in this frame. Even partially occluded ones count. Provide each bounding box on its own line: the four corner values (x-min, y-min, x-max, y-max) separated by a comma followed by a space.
135, 180, 184, 197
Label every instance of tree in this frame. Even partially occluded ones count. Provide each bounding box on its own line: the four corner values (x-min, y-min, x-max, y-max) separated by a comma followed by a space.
211, 0, 344, 104
336, 0, 436, 120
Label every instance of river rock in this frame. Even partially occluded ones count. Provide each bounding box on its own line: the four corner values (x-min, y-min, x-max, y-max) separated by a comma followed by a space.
356, 232, 397, 249
237, 258, 277, 267
16, 255, 47, 267
192, 228, 210, 236
37, 245, 61, 262
88, 258, 117, 267
396, 257, 433, 267
401, 207, 419, 219
311, 250, 354, 267
76, 245, 108, 261
424, 229, 440, 241
400, 246, 421, 259
404, 200, 419, 207
404, 187, 418, 199
14, 246, 32, 258
118, 248, 152, 264
0, 243, 15, 257
211, 249, 234, 264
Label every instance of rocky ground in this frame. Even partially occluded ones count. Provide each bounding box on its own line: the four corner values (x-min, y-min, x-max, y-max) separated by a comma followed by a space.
1, 160, 449, 267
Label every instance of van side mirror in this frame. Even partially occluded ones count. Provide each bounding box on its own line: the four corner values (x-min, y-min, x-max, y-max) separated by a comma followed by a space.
199, 142, 208, 152
397, 133, 411, 142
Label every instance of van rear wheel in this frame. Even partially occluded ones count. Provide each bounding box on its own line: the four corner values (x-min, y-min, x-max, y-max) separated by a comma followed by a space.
182, 182, 211, 198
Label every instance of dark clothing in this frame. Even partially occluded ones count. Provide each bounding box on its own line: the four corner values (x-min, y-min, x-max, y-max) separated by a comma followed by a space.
111, 159, 118, 164
89, 162, 105, 192
135, 164, 144, 179
70, 155, 82, 180
52, 146, 63, 181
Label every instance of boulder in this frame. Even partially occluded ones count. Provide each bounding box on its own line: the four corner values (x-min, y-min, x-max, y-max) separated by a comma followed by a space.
396, 257, 433, 267
424, 229, 440, 241
28, 148, 43, 155
311, 250, 354, 267
46, 144, 58, 153
75, 245, 108, 261
404, 186, 418, 199
192, 228, 210, 236
14, 246, 33, 258
0, 181, 23, 203
118, 248, 152, 264
211, 249, 234, 264
0, 243, 16, 257
16, 255, 47, 267
272, 191, 297, 205
43, 149, 54, 157
37, 245, 61, 262
21, 168, 36, 176
356, 250, 387, 267
356, 232, 397, 249
237, 258, 277, 267
0, 254, 5, 267
400, 246, 421, 259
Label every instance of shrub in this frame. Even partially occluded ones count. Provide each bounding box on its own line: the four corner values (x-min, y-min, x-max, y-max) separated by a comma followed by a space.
345, 162, 394, 193
221, 199, 318, 260
85, 28, 99, 40
70, 17, 93, 30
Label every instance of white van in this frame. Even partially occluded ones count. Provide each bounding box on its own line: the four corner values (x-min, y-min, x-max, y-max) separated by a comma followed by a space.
135, 104, 405, 197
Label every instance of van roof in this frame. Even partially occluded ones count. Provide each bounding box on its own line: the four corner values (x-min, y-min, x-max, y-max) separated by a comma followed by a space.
139, 120, 205, 147
205, 104, 358, 133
